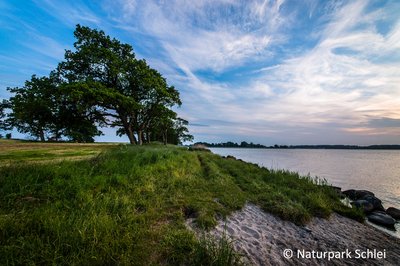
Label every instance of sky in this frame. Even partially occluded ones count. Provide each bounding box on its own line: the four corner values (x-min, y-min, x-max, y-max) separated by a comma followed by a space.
1, 0, 400, 145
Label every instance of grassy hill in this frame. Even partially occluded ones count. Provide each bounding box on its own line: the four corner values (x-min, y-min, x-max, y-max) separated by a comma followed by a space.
0, 141, 362, 265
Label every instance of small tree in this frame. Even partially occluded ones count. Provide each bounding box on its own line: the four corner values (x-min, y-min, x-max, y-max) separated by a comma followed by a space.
150, 113, 193, 145
170, 118, 194, 145
7, 75, 56, 141
6, 74, 103, 142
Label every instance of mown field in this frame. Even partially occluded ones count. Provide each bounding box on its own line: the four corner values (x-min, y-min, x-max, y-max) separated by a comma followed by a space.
0, 139, 113, 166
0, 140, 362, 265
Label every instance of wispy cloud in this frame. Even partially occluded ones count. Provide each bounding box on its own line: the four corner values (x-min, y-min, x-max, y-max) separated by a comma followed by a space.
33, 0, 101, 26
232, 0, 400, 136
107, 0, 288, 72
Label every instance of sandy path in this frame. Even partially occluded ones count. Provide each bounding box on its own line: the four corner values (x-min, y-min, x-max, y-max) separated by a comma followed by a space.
189, 204, 400, 265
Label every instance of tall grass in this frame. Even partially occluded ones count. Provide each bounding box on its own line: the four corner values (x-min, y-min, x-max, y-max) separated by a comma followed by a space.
0, 144, 362, 265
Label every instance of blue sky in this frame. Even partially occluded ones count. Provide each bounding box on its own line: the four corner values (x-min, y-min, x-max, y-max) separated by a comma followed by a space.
1, 0, 400, 145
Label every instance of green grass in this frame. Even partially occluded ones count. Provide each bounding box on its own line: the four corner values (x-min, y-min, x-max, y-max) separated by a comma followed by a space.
0, 140, 112, 165
0, 143, 363, 265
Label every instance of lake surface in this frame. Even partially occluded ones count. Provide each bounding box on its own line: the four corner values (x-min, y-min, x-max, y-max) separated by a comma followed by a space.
211, 148, 400, 237
211, 148, 400, 209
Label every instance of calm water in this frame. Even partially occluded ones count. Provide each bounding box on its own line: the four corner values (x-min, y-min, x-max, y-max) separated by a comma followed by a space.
211, 148, 400, 236
211, 148, 400, 209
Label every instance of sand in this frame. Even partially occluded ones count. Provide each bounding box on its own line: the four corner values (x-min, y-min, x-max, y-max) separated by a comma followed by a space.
187, 204, 400, 265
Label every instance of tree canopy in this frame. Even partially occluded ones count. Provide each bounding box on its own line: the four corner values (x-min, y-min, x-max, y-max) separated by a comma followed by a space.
2, 25, 192, 144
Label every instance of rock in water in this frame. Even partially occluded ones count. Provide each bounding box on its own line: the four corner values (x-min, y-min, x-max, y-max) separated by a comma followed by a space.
386, 207, 400, 220
354, 190, 375, 199
351, 200, 374, 213
343, 189, 375, 200
361, 195, 385, 212
367, 212, 396, 228
342, 189, 356, 200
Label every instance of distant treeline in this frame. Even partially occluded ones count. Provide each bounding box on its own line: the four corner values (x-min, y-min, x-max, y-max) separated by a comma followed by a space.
196, 142, 400, 150
289, 145, 400, 150
195, 141, 267, 148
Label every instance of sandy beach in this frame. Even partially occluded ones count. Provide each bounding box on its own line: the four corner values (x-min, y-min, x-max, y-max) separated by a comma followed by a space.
188, 203, 400, 265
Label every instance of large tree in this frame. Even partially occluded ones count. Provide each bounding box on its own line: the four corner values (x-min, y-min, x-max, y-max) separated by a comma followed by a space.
59, 25, 182, 144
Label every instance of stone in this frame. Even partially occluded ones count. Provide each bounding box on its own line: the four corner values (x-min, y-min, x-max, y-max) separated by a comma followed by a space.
367, 212, 396, 228
343, 189, 375, 200
342, 189, 356, 200
386, 207, 400, 220
351, 200, 374, 213
354, 190, 375, 199
361, 195, 385, 212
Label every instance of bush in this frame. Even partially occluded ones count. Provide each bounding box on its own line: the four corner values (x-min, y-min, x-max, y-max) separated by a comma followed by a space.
5, 133, 11, 139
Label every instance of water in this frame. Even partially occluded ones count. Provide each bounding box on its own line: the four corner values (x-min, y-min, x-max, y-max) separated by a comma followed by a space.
211, 148, 400, 236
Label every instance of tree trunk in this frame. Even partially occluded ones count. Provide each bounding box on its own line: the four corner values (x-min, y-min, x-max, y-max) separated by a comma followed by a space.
55, 129, 60, 142
39, 129, 45, 142
138, 130, 143, 145
146, 131, 150, 144
163, 129, 167, 145
127, 127, 137, 145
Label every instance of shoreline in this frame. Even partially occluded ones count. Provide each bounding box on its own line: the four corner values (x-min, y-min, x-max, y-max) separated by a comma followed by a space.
188, 203, 400, 265
208, 148, 400, 235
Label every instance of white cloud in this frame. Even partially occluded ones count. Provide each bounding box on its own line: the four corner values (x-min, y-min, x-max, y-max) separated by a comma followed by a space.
108, 0, 287, 72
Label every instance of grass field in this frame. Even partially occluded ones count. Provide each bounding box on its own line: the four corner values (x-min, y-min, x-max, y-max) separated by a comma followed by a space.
0, 140, 363, 265
0, 139, 113, 166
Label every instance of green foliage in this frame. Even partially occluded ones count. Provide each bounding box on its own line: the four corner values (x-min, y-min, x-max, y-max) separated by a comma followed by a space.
5, 25, 192, 144
5, 75, 103, 142
0, 99, 7, 130
151, 116, 194, 145
0, 144, 361, 265
59, 25, 187, 145
6, 75, 55, 141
